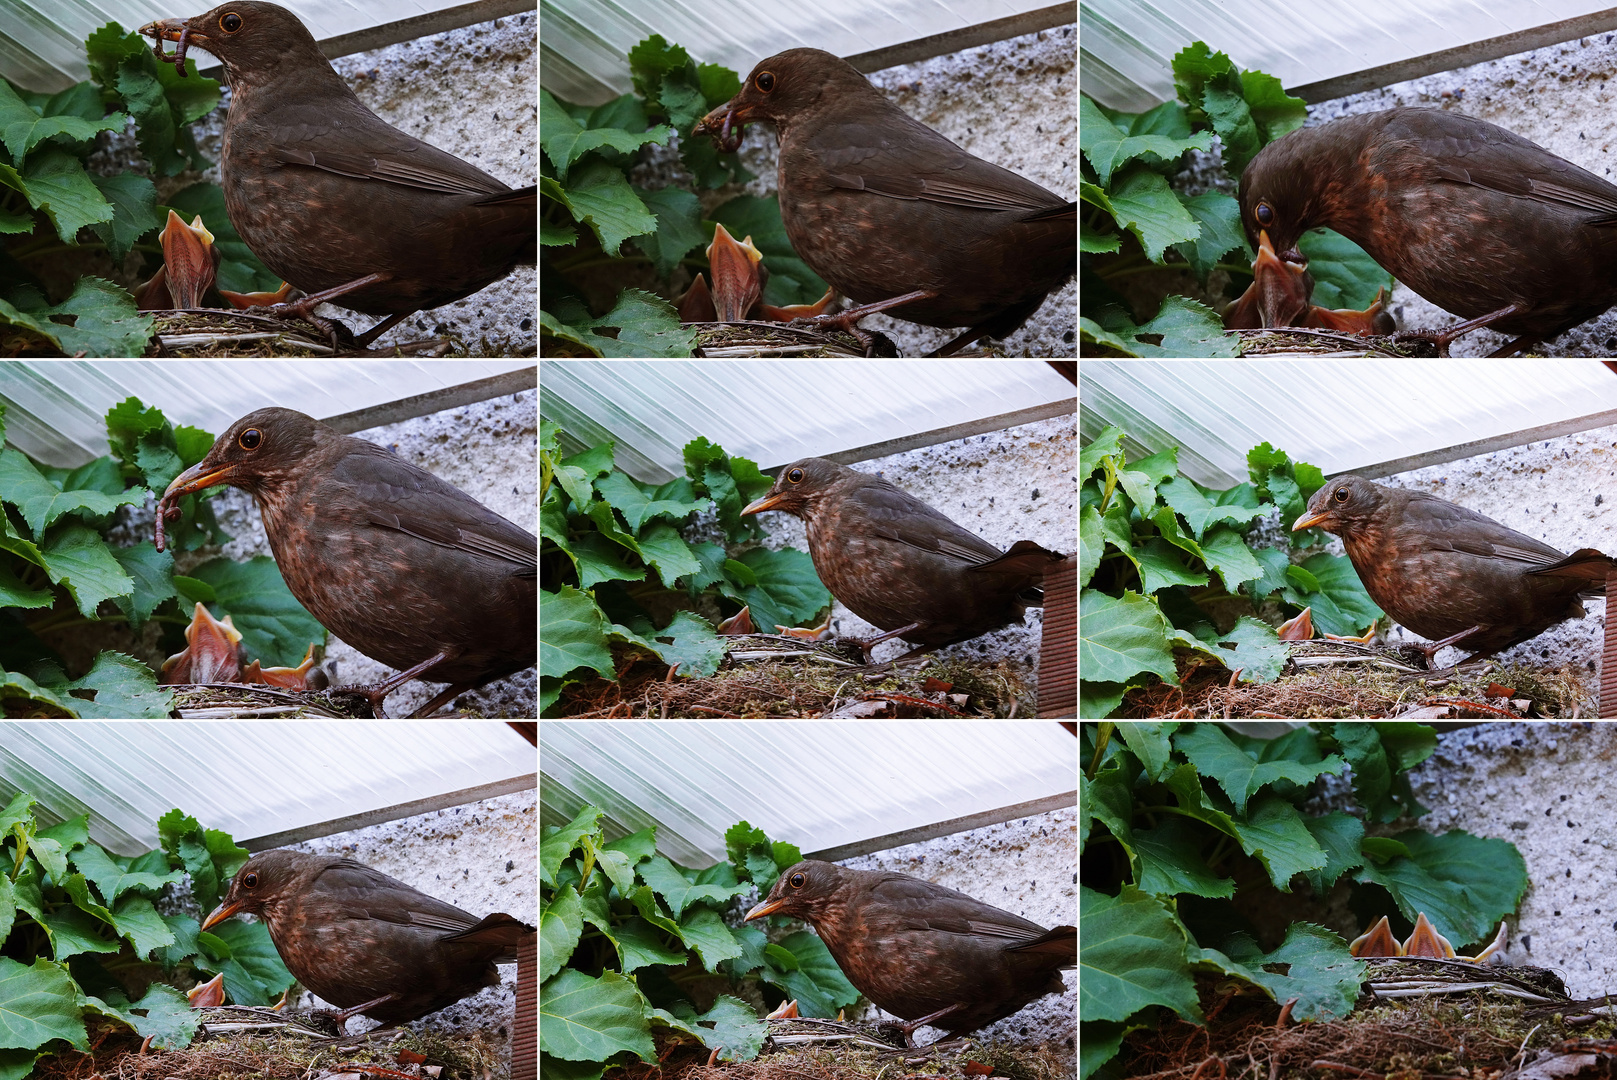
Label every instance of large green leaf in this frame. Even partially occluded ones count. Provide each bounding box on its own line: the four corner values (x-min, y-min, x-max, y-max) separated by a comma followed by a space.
183, 556, 324, 668
1078, 885, 1200, 1024
539, 969, 655, 1063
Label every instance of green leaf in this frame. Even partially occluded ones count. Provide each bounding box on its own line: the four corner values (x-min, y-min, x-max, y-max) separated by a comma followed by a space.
1195, 922, 1359, 1022
1173, 190, 1244, 281
1213, 616, 1289, 684
720, 546, 831, 635
184, 556, 324, 668
1302, 811, 1366, 894
1131, 816, 1234, 898
594, 473, 708, 532
1086, 168, 1199, 263
764, 930, 860, 1017
541, 89, 674, 182
557, 161, 657, 257
1079, 885, 1200, 1023
1297, 228, 1395, 310
1080, 95, 1211, 188
633, 185, 707, 279
0, 957, 89, 1052
539, 968, 655, 1062
1082, 295, 1237, 358
541, 288, 695, 358
109, 544, 176, 628
635, 522, 701, 589
1229, 793, 1327, 890
541, 805, 601, 888
1355, 828, 1526, 946
0, 78, 124, 166
84, 982, 197, 1050
678, 905, 743, 971
1175, 724, 1344, 814
1159, 477, 1262, 540
37, 523, 131, 618
541, 586, 615, 681
1079, 506, 1103, 588
1079, 589, 1177, 685
0, 276, 151, 357
0, 448, 143, 535
91, 172, 161, 263
637, 856, 746, 919
70, 844, 182, 905
635, 610, 724, 680
540, 884, 583, 983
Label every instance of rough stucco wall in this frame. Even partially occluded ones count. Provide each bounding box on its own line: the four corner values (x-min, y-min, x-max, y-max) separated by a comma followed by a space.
835, 804, 1077, 1050
192, 387, 539, 718
188, 11, 537, 355
1406, 723, 1617, 998
276, 785, 537, 1058
747, 412, 1078, 677
1358, 421, 1617, 706
714, 28, 1078, 358
1314, 35, 1617, 356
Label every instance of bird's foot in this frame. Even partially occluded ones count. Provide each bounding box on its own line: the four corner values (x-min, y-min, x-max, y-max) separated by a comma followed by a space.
1411, 624, 1489, 668
885, 1004, 967, 1048
331, 993, 401, 1032
1393, 303, 1523, 357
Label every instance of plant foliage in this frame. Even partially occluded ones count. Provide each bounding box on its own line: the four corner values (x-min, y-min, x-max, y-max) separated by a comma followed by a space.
540, 423, 830, 715
1080, 42, 1394, 356
1080, 722, 1529, 1079
1080, 424, 1383, 717
540, 807, 860, 1080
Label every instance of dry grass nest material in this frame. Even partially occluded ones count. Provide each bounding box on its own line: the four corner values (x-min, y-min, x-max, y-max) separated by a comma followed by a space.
611, 1022, 1073, 1080
553, 648, 1036, 718
31, 1020, 507, 1080
1119, 646, 1589, 719
1117, 971, 1617, 1080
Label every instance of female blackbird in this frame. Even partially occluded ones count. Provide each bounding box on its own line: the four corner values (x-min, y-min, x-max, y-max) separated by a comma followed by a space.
694, 48, 1075, 356
1240, 107, 1617, 355
155, 408, 536, 717
140, 3, 535, 348
203, 849, 533, 1031
745, 860, 1074, 1044
1293, 475, 1611, 664
740, 458, 1063, 661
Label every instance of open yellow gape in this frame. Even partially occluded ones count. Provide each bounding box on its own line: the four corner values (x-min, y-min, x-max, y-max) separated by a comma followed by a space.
1348, 913, 1509, 962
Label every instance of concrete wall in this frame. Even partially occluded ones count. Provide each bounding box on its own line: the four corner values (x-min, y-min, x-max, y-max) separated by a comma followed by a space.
186, 11, 537, 354
1352, 419, 1616, 707
704, 27, 1077, 358
838, 802, 1078, 1049
1407, 723, 1616, 998
286, 784, 538, 1052
1314, 35, 1617, 356
181, 387, 539, 718
748, 412, 1078, 677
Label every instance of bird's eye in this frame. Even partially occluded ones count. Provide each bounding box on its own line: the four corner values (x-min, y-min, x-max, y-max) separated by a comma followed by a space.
786, 468, 804, 484
756, 71, 775, 93
219, 12, 242, 32
242, 871, 259, 889
789, 872, 806, 888
1255, 200, 1275, 227
239, 428, 262, 450
1333, 486, 1350, 503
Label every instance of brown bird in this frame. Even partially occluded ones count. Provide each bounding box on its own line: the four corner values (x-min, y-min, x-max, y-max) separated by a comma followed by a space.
139, 2, 535, 349
745, 860, 1074, 1044
740, 458, 1063, 661
155, 407, 536, 717
694, 48, 1075, 356
1240, 107, 1617, 355
1292, 475, 1611, 664
203, 849, 533, 1031
1222, 229, 1394, 335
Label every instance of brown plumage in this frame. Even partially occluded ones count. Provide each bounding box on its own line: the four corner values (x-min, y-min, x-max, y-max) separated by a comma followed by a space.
203, 849, 533, 1030
740, 457, 1063, 660
744, 859, 1074, 1044
1292, 475, 1611, 663
139, 2, 535, 348
155, 407, 536, 717
694, 48, 1074, 355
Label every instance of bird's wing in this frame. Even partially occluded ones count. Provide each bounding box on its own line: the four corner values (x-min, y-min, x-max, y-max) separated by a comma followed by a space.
866, 875, 1052, 944
314, 858, 484, 933
1387, 111, 1617, 222
1402, 491, 1575, 567
806, 111, 1069, 214
328, 446, 537, 572
264, 112, 512, 197
848, 479, 1008, 565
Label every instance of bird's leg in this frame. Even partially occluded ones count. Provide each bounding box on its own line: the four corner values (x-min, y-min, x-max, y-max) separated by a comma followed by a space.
337, 650, 451, 718
240, 272, 403, 348
330, 992, 401, 1031
1411, 624, 1489, 667
1395, 303, 1523, 356
800, 290, 937, 354
894, 1003, 966, 1047
353, 312, 413, 350
408, 681, 481, 718
844, 622, 922, 664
